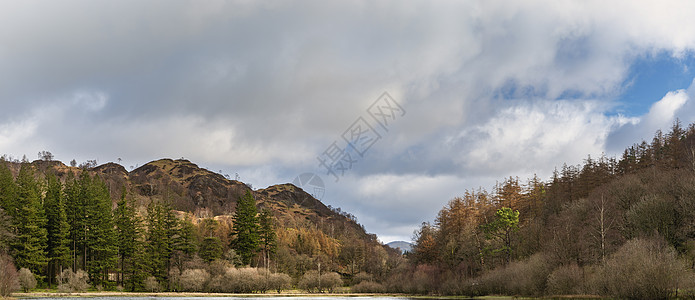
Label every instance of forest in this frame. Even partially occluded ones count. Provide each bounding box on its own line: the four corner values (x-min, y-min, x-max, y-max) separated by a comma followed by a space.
1, 121, 695, 299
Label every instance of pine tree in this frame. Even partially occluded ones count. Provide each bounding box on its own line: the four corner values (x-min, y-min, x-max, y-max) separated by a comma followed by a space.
84, 175, 117, 287
114, 188, 146, 291
0, 161, 17, 217
63, 171, 84, 271
0, 161, 16, 253
199, 237, 223, 262
145, 200, 180, 287
11, 163, 48, 282
258, 209, 277, 269
44, 171, 70, 286
229, 191, 259, 265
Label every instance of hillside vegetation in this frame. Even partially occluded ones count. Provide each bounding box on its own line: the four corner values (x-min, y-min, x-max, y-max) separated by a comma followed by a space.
400, 120, 695, 298
3, 121, 695, 299
0, 156, 400, 294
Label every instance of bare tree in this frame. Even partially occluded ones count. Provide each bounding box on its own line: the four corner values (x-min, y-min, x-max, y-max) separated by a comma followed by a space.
38, 151, 54, 161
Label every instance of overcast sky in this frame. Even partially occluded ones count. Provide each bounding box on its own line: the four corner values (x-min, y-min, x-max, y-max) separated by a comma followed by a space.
2, 1, 695, 243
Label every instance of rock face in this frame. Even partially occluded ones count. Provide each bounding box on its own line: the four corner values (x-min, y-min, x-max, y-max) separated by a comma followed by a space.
20, 158, 371, 242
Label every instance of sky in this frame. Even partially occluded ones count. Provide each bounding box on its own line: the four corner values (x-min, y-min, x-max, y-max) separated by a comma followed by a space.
2, 1, 695, 243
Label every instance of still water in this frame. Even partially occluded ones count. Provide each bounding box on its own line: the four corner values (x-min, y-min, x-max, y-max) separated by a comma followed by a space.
24, 296, 413, 300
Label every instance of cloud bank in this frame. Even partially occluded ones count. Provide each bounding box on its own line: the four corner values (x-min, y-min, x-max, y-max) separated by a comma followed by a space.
2, 0, 695, 241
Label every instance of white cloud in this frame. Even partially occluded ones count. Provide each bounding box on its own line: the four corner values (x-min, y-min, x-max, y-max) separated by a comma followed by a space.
4, 1, 695, 242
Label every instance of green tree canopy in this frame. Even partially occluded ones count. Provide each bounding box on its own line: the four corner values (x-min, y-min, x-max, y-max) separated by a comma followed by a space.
229, 191, 259, 265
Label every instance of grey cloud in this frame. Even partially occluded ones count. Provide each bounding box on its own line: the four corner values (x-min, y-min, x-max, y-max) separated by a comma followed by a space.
4, 1, 695, 242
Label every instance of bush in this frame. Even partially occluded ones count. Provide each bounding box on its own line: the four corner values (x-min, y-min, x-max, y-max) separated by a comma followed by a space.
352, 272, 373, 285
226, 267, 263, 293
0, 253, 19, 297
267, 272, 291, 293
411, 264, 440, 294
547, 263, 584, 295
321, 272, 342, 292
18, 268, 36, 292
178, 269, 209, 292
57, 268, 89, 293
352, 281, 386, 293
299, 270, 343, 293
144, 276, 161, 292
476, 253, 552, 296
590, 238, 692, 300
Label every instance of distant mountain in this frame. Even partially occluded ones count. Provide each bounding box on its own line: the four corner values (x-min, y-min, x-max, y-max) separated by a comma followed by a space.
387, 240, 413, 253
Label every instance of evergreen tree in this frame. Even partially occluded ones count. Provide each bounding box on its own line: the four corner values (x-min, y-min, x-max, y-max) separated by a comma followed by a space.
114, 188, 146, 291
0, 161, 17, 217
63, 171, 83, 271
145, 200, 180, 287
199, 237, 223, 262
258, 209, 277, 269
11, 163, 48, 282
84, 175, 117, 287
44, 171, 70, 286
229, 191, 259, 265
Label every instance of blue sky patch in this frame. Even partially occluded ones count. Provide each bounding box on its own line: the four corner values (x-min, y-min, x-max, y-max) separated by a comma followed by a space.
618, 52, 695, 116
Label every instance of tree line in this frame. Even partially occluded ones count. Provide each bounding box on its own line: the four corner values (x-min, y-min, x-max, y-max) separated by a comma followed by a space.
393, 120, 695, 298
0, 160, 279, 292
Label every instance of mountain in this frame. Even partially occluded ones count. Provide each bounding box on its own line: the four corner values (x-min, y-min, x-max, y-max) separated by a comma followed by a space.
387, 241, 413, 254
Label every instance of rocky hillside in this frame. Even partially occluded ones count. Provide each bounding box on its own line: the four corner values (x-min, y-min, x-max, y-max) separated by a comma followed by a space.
4, 158, 396, 276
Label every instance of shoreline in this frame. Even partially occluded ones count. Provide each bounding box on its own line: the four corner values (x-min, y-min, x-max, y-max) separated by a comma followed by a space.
9, 291, 418, 299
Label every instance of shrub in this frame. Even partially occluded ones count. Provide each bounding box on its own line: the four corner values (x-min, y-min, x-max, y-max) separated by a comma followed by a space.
590, 238, 692, 300
144, 276, 161, 292
0, 253, 19, 297
321, 272, 342, 293
411, 264, 440, 294
18, 268, 36, 292
57, 268, 89, 293
178, 269, 209, 292
299, 270, 343, 293
547, 263, 584, 295
352, 281, 386, 293
476, 253, 552, 296
352, 272, 373, 285
226, 267, 262, 293
267, 272, 291, 293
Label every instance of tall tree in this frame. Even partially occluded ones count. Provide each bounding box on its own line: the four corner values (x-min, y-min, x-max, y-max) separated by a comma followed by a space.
114, 188, 145, 291
11, 163, 48, 282
483, 207, 520, 264
63, 171, 83, 271
0, 161, 17, 218
229, 191, 259, 265
44, 172, 70, 286
258, 209, 277, 269
145, 200, 180, 288
84, 175, 117, 286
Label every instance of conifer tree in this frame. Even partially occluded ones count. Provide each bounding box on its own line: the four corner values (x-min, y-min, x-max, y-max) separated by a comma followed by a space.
0, 161, 17, 217
145, 200, 180, 287
114, 188, 145, 291
84, 175, 116, 286
229, 191, 259, 265
44, 171, 70, 286
63, 171, 83, 271
12, 163, 48, 282
258, 209, 277, 269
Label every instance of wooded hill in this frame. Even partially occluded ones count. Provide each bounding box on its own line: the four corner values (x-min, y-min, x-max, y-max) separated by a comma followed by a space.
402, 120, 695, 298
0, 157, 400, 291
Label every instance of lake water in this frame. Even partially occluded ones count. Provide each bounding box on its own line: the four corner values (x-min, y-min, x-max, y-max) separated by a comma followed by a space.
24, 297, 422, 300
